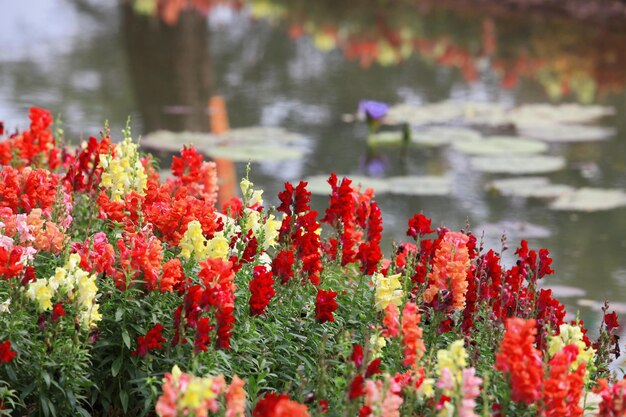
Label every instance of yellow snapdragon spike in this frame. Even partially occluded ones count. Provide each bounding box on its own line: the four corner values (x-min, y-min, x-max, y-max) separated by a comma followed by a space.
179, 220, 209, 261
262, 214, 281, 249
27, 279, 54, 311
27, 254, 101, 327
548, 323, 596, 374
373, 273, 403, 311
436, 340, 468, 380
98, 136, 147, 202
206, 232, 229, 260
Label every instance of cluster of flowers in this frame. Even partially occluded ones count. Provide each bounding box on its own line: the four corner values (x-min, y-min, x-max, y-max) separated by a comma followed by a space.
0, 107, 624, 416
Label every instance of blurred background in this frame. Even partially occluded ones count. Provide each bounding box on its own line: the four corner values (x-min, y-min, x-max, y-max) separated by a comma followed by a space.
1, 0, 626, 345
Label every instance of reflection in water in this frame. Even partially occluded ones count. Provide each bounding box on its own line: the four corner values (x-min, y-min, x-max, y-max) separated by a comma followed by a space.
122, 2, 214, 133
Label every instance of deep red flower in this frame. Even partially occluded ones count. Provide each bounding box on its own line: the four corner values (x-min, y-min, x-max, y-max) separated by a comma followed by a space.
315, 289, 338, 324
249, 266, 275, 316
349, 374, 365, 400
131, 323, 166, 356
605, 311, 619, 332
51, 303, 66, 322
365, 358, 382, 377
351, 344, 363, 367
318, 399, 329, 414
272, 249, 295, 284
407, 213, 433, 238
0, 340, 16, 363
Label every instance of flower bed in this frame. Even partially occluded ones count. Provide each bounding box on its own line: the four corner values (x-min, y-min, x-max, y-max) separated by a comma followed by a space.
0, 108, 624, 416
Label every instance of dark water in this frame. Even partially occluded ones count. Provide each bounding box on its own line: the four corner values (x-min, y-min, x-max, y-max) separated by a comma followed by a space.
2, 1, 626, 345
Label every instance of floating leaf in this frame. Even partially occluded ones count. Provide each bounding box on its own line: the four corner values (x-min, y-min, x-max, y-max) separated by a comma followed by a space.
368, 131, 406, 146
205, 144, 305, 162
474, 221, 551, 239
487, 177, 575, 199
216, 126, 307, 145
452, 136, 548, 155
549, 188, 626, 212
141, 127, 307, 152
510, 103, 615, 125
386, 102, 465, 125
518, 124, 616, 142
471, 155, 566, 174
411, 127, 482, 147
387, 176, 452, 196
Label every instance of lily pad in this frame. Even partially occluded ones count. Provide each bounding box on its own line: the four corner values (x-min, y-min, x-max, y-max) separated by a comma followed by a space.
452, 136, 548, 155
518, 124, 616, 142
471, 155, 566, 174
462, 102, 511, 126
549, 188, 626, 212
205, 144, 305, 162
487, 177, 575, 199
474, 221, 551, 239
387, 176, 452, 196
510, 103, 615, 125
141, 130, 213, 152
303, 175, 391, 195
142, 127, 307, 152
368, 131, 407, 146
411, 127, 483, 147
386, 102, 465, 126
216, 126, 307, 145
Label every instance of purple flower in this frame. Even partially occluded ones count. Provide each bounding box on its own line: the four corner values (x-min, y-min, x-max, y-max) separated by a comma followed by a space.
358, 100, 389, 121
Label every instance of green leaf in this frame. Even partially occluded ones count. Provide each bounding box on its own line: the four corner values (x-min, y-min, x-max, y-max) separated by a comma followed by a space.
120, 390, 129, 413
111, 357, 123, 377
115, 307, 124, 322
122, 329, 131, 350
42, 370, 51, 388
76, 406, 91, 417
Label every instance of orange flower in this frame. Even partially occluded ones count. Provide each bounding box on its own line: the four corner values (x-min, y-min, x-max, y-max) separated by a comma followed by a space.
225, 376, 246, 417
382, 303, 400, 338
495, 318, 543, 404
274, 399, 310, 417
401, 302, 425, 369
423, 231, 470, 309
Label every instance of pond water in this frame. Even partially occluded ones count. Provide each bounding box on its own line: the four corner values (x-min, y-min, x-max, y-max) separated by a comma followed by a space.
2, 1, 626, 341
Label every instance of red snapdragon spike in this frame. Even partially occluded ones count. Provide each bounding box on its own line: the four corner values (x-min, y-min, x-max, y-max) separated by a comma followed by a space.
0, 340, 16, 363
222, 196, 243, 218
194, 317, 213, 353
249, 266, 275, 316
348, 374, 365, 400
605, 311, 619, 332
51, 303, 66, 322
407, 213, 433, 238
365, 358, 382, 377
318, 399, 329, 414
277, 182, 294, 216
253, 393, 290, 417
315, 289, 338, 323
131, 323, 166, 356
0, 121, 4, 136
272, 249, 295, 284
358, 405, 372, 417
350, 344, 364, 367
199, 258, 236, 350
